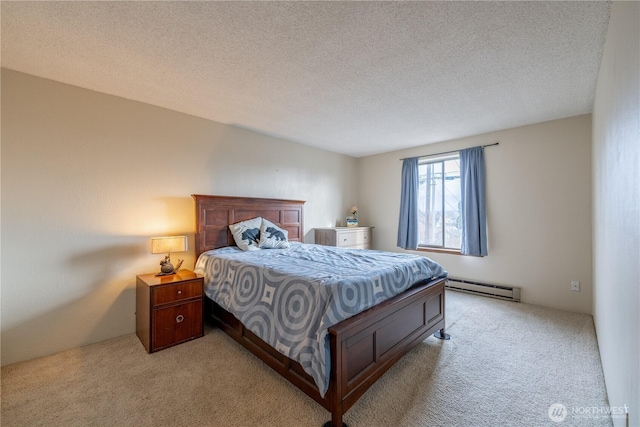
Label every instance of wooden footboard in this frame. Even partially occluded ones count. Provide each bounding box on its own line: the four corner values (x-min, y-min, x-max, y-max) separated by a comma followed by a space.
327, 277, 445, 426
207, 277, 446, 427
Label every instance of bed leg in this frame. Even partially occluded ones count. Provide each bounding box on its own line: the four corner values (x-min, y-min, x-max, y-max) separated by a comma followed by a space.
434, 327, 450, 340
322, 414, 347, 427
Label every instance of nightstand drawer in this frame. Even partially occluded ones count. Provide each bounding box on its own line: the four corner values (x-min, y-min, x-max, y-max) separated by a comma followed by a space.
152, 299, 203, 351
153, 280, 203, 305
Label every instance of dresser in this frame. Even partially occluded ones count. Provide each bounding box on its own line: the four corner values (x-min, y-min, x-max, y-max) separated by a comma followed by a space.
136, 270, 204, 353
315, 226, 373, 249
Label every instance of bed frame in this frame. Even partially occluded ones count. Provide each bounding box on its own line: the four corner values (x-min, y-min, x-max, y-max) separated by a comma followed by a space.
193, 194, 448, 427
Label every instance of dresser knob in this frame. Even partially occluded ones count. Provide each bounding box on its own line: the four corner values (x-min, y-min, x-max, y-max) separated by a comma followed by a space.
177, 290, 182, 294
176, 315, 184, 323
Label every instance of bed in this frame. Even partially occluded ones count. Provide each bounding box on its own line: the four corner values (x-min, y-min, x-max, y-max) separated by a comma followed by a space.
193, 194, 449, 427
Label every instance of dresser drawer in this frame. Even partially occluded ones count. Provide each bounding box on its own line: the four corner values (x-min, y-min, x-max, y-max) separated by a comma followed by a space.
315, 227, 373, 250
153, 280, 203, 305
337, 231, 358, 247
338, 229, 372, 248
356, 230, 371, 246
152, 299, 203, 351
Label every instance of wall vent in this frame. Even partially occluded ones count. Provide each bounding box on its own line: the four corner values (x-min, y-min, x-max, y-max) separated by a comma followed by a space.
446, 278, 521, 302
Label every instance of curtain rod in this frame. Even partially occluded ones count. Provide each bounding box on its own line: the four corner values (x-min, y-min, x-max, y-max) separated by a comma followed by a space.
399, 142, 499, 161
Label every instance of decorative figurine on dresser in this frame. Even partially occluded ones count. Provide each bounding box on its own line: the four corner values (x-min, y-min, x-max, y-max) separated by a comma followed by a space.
346, 206, 358, 227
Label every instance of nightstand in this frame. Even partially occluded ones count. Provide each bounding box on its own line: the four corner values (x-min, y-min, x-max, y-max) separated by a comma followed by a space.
136, 269, 204, 353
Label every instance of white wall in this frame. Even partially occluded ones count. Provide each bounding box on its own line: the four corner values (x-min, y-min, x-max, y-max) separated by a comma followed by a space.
358, 115, 593, 314
0, 69, 358, 365
592, 2, 640, 425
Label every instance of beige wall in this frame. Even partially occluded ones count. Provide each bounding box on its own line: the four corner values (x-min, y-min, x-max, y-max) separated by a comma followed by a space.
358, 115, 593, 314
592, 2, 640, 425
0, 69, 358, 365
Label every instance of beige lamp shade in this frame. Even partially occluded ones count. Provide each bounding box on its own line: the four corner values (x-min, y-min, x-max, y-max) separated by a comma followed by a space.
150, 236, 188, 254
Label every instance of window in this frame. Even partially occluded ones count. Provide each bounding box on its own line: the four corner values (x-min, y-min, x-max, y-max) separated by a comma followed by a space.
417, 155, 461, 250
399, 146, 488, 255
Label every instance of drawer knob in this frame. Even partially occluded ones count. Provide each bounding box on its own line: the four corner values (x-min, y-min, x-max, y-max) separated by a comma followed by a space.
176, 315, 184, 323
177, 290, 182, 294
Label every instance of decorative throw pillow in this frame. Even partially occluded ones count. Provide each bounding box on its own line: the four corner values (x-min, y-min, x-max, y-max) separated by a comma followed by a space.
259, 218, 290, 249
229, 217, 263, 251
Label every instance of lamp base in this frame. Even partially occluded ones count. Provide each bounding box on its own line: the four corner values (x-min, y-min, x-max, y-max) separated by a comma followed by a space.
156, 258, 183, 277
155, 271, 177, 277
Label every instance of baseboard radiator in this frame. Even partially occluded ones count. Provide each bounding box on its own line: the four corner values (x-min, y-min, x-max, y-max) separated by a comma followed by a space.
446, 277, 521, 302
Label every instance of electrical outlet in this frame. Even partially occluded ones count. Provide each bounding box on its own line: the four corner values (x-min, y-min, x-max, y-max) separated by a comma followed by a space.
571, 281, 581, 292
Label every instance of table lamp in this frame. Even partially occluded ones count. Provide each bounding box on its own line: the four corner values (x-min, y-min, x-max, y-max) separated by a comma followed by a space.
150, 236, 187, 276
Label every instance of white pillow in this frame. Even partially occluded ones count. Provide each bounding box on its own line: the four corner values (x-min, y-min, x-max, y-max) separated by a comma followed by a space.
229, 217, 263, 251
259, 218, 290, 249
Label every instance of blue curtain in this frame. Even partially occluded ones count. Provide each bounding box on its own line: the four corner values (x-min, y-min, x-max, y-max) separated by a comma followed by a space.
460, 147, 488, 256
397, 157, 419, 250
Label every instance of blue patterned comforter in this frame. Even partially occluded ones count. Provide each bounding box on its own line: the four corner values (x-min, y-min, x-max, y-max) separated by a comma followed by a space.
194, 243, 447, 396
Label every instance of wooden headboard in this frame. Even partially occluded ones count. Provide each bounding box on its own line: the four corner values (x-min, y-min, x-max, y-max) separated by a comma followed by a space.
192, 194, 305, 257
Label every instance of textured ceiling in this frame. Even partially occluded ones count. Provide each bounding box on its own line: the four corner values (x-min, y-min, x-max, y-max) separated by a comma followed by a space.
1, 1, 610, 157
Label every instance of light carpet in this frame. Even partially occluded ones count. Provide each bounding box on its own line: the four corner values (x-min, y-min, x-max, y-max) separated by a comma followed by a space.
1, 291, 611, 427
